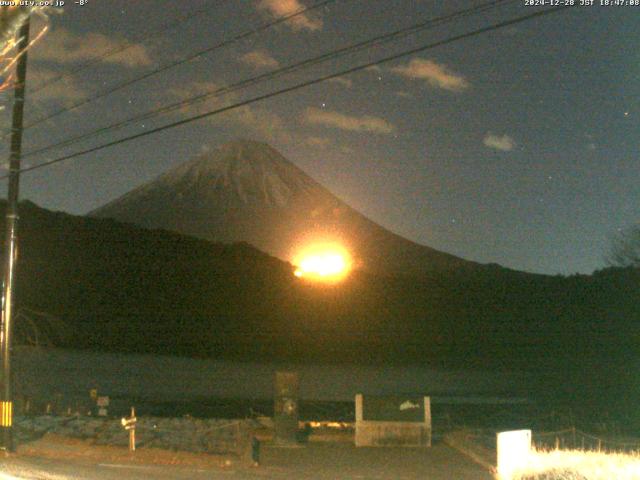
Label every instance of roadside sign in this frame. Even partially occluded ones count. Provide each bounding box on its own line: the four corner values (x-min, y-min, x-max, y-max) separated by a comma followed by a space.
121, 407, 137, 451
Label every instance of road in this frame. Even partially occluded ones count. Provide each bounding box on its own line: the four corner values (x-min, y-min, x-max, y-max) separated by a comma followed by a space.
1, 443, 492, 479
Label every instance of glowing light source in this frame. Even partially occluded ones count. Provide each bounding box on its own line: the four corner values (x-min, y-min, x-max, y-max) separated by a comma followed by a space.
293, 243, 351, 282
0, 7, 50, 93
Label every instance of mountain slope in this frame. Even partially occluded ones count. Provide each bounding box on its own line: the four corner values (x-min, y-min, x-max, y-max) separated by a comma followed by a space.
5, 201, 640, 428
91, 140, 473, 275
7, 200, 640, 367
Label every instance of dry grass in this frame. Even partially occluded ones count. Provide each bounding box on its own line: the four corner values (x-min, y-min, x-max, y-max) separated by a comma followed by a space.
511, 448, 640, 480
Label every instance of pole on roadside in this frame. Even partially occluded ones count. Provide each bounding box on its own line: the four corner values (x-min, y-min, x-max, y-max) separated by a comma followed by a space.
129, 407, 136, 452
121, 406, 137, 452
0, 13, 30, 452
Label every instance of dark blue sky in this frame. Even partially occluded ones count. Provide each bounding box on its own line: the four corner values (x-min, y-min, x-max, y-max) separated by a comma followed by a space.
1, 0, 637, 275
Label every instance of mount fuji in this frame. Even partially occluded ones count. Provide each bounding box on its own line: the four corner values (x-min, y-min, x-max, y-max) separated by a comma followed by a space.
91, 140, 478, 275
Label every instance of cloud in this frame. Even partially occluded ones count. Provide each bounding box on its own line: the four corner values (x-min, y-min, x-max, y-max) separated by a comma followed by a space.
391, 58, 469, 92
240, 49, 279, 70
31, 28, 152, 67
327, 77, 353, 88
27, 68, 87, 106
258, 0, 323, 31
235, 103, 292, 144
483, 133, 515, 152
165, 81, 226, 116
304, 107, 395, 134
166, 81, 292, 144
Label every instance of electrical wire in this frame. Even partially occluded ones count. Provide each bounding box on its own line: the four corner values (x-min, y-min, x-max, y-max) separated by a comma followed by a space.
1, 5, 572, 180
14, 0, 337, 135
26, 1, 229, 100
20, 0, 514, 161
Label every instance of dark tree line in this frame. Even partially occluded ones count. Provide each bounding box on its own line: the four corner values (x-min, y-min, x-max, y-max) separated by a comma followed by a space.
608, 226, 640, 268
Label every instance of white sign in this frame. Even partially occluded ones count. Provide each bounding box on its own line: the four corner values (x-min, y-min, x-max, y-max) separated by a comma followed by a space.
121, 416, 137, 430
497, 429, 532, 480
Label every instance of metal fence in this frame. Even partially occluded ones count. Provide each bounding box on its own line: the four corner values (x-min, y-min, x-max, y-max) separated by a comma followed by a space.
460, 426, 640, 455
533, 427, 640, 453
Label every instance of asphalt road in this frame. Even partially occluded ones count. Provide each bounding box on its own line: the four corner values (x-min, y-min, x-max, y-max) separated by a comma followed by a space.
1, 443, 492, 479
1, 456, 227, 479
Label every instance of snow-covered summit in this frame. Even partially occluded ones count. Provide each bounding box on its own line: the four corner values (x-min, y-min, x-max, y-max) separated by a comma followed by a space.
161, 140, 322, 208
91, 139, 472, 274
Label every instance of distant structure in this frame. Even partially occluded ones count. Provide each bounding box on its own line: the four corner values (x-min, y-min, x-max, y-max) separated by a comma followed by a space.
273, 371, 299, 445
355, 394, 431, 447
14, 307, 69, 348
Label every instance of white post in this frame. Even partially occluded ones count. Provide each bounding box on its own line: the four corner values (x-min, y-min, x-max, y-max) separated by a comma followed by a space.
424, 396, 431, 447
355, 394, 363, 422
496, 429, 531, 480
129, 407, 136, 452
354, 394, 363, 447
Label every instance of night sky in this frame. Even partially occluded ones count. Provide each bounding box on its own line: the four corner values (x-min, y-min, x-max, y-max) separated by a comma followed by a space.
0, 0, 637, 275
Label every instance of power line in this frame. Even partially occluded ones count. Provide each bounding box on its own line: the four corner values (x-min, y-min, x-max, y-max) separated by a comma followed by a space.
16, 0, 337, 136
26, 1, 228, 100
18, 3, 563, 172
21, 0, 513, 161
3, 5, 571, 180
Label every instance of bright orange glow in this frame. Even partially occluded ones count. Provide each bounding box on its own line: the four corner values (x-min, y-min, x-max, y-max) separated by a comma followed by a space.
293, 243, 352, 282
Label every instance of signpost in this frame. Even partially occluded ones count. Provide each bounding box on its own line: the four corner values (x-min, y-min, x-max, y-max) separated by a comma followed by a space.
121, 407, 137, 452
96, 395, 109, 417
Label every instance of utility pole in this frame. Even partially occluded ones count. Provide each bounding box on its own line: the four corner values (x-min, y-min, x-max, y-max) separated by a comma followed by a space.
0, 13, 30, 452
